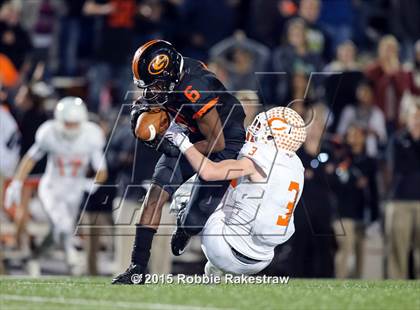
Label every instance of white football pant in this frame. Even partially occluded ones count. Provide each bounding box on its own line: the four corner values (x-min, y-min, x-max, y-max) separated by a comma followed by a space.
201, 209, 271, 275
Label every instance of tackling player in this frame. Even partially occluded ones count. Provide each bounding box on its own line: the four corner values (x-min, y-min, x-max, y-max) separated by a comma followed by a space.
165, 107, 306, 275
5, 97, 107, 275
112, 40, 245, 284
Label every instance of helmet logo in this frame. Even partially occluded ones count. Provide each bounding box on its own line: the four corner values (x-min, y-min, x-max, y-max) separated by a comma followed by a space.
148, 54, 169, 75
268, 117, 289, 131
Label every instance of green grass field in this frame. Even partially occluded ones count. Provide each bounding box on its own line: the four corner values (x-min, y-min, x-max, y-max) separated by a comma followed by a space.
0, 277, 419, 310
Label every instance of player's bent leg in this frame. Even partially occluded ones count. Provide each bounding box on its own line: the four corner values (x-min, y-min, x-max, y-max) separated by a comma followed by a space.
112, 184, 170, 284
139, 184, 171, 229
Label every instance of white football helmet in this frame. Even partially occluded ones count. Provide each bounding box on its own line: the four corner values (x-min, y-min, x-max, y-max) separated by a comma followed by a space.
54, 97, 88, 140
246, 107, 306, 152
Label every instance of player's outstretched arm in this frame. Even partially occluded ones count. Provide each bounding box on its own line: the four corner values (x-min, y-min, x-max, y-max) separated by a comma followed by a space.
184, 147, 255, 181
164, 121, 255, 181
12, 154, 36, 182
4, 154, 36, 209
5, 123, 47, 209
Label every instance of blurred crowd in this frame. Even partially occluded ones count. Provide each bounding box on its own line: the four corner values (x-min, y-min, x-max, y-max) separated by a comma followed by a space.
0, 0, 419, 279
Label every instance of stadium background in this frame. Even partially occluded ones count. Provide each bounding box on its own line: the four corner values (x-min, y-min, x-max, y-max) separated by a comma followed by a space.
0, 0, 419, 282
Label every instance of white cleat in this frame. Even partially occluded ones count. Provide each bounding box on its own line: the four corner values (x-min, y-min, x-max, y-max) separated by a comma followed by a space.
26, 259, 41, 277
66, 247, 85, 276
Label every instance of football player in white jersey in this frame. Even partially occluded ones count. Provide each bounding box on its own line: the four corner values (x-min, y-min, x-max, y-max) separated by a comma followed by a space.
165, 106, 306, 275
5, 97, 107, 275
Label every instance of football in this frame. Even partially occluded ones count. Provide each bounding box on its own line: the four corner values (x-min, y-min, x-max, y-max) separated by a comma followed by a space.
135, 108, 170, 141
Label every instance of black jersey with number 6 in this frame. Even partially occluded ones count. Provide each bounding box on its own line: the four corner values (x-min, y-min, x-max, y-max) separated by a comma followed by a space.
165, 58, 245, 144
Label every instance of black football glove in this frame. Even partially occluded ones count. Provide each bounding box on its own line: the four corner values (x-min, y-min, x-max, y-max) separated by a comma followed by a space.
156, 137, 181, 157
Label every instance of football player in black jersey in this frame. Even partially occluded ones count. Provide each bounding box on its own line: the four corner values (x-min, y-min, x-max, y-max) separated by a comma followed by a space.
112, 40, 245, 284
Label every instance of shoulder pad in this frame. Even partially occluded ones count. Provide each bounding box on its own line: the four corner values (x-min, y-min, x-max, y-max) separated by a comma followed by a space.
35, 120, 56, 147
84, 122, 106, 149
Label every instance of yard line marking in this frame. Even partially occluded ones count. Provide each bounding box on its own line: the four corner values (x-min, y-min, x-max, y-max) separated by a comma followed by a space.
0, 294, 234, 310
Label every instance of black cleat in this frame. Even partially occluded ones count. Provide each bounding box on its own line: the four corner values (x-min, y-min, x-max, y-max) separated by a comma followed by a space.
171, 207, 191, 256
111, 264, 146, 285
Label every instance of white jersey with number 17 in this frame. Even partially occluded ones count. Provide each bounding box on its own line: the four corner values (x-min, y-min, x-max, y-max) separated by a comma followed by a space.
27, 120, 106, 189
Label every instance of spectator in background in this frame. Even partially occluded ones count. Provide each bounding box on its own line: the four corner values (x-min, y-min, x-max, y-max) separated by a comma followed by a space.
389, 0, 420, 61
179, 0, 237, 61
333, 125, 379, 278
209, 31, 270, 91
324, 40, 363, 129
272, 18, 323, 103
57, 0, 85, 76
324, 40, 359, 72
365, 35, 411, 134
337, 80, 387, 157
0, 0, 32, 72
14, 83, 50, 158
31, 0, 56, 70
247, 0, 297, 48
385, 101, 420, 279
298, 0, 326, 56
403, 40, 420, 96
288, 103, 336, 278
207, 58, 231, 89
286, 70, 319, 112
398, 41, 420, 126
0, 52, 19, 88
234, 90, 261, 128
318, 0, 354, 57
83, 0, 137, 112
134, 0, 180, 45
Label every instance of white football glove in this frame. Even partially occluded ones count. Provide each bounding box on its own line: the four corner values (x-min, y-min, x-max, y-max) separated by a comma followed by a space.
83, 178, 100, 195
164, 121, 193, 153
4, 180, 23, 209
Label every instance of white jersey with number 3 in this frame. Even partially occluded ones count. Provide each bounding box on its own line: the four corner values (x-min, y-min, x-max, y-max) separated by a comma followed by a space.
221, 141, 304, 261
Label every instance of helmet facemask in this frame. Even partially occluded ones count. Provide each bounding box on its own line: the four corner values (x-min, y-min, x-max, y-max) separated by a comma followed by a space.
56, 121, 83, 140
136, 78, 174, 106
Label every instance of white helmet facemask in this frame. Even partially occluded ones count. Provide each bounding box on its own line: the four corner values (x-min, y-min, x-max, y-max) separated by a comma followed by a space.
246, 107, 306, 152
54, 97, 88, 140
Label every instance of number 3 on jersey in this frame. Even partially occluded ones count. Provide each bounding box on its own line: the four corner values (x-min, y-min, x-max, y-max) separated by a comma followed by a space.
276, 181, 300, 226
